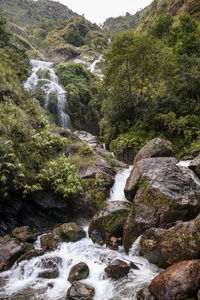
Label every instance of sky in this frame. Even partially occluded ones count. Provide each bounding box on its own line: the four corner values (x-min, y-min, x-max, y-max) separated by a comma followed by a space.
55, 0, 153, 25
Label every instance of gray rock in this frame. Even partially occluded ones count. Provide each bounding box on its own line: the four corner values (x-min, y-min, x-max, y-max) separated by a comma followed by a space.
134, 138, 175, 165
137, 286, 157, 300
140, 215, 200, 268
0, 235, 34, 271
123, 157, 200, 250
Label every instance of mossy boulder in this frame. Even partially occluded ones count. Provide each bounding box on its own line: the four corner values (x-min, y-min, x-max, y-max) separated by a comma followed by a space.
53, 222, 86, 242
68, 262, 89, 283
88, 201, 131, 244
140, 214, 200, 268
123, 157, 200, 250
12, 226, 38, 243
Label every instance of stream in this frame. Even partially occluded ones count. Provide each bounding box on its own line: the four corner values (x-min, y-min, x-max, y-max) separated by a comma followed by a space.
0, 166, 162, 300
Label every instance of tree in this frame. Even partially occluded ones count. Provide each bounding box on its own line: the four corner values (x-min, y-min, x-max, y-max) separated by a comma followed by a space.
149, 14, 174, 39
101, 30, 164, 133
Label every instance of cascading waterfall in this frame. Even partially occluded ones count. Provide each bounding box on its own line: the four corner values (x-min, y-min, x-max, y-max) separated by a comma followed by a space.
0, 167, 162, 299
24, 60, 72, 129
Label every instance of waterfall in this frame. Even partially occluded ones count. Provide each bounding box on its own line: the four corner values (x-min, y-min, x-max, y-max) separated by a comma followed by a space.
90, 55, 102, 73
24, 60, 72, 129
0, 166, 162, 299
110, 166, 133, 202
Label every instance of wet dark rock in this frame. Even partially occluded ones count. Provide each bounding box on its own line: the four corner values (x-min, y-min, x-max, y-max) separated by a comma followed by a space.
140, 215, 200, 268
134, 138, 175, 165
0, 235, 34, 271
149, 260, 200, 300
68, 262, 89, 283
17, 249, 46, 264
53, 222, 86, 242
88, 201, 131, 244
12, 226, 38, 242
37, 257, 61, 279
105, 259, 131, 278
38, 269, 59, 279
89, 229, 104, 245
137, 286, 157, 300
189, 154, 200, 178
123, 157, 200, 250
66, 281, 95, 300
40, 233, 62, 250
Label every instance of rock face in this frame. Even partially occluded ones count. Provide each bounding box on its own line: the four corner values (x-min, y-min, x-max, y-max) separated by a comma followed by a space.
68, 262, 89, 283
88, 201, 131, 244
0, 235, 34, 271
140, 215, 200, 268
67, 282, 95, 300
123, 157, 200, 250
104, 259, 131, 278
149, 260, 200, 300
53, 222, 86, 242
133, 138, 175, 165
189, 154, 200, 178
12, 226, 38, 242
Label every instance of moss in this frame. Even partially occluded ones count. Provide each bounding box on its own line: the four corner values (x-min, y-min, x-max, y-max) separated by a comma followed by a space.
140, 187, 177, 210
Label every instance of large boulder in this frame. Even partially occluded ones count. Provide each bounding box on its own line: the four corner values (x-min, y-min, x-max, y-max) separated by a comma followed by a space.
0, 235, 34, 271
123, 157, 200, 250
68, 262, 89, 283
134, 138, 175, 165
140, 215, 200, 268
149, 260, 200, 300
53, 222, 86, 242
88, 201, 131, 244
66, 282, 95, 300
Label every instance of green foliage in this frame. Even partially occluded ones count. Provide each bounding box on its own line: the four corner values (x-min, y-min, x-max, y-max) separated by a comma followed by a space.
149, 14, 174, 38
55, 62, 101, 129
37, 155, 82, 198
64, 27, 83, 47
100, 14, 200, 154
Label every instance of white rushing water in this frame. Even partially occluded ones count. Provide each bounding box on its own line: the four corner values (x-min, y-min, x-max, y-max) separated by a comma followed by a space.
110, 166, 133, 202
24, 60, 72, 129
0, 167, 161, 299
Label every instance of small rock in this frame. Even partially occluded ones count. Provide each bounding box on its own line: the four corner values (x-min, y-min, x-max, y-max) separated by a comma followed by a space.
40, 233, 62, 250
105, 259, 131, 278
66, 282, 95, 300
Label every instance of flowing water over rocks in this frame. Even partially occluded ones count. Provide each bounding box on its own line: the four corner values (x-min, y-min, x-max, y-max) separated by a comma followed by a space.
24, 60, 72, 129
0, 167, 161, 300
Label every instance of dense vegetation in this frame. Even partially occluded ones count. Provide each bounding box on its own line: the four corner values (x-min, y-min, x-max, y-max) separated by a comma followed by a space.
55, 62, 101, 133
100, 13, 200, 155
0, 14, 109, 206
